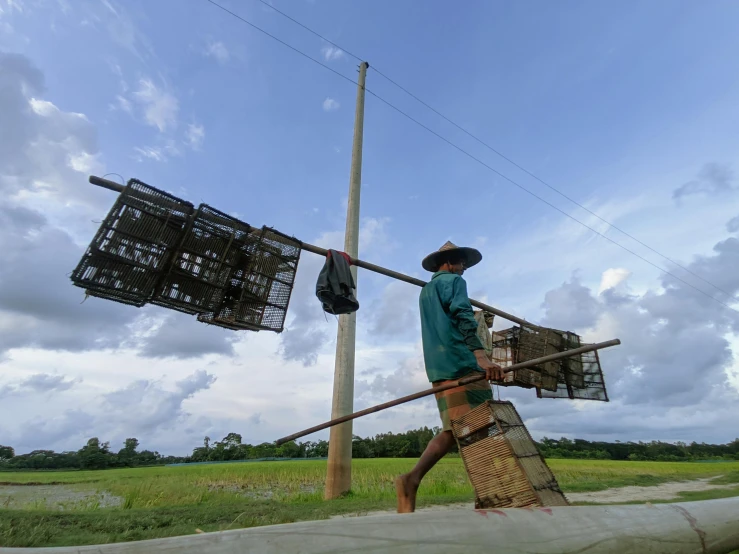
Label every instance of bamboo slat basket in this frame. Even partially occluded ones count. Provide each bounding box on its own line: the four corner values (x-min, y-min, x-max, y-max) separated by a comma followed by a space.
450, 400, 569, 509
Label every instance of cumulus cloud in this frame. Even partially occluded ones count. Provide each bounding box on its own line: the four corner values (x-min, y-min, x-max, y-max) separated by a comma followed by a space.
322, 97, 339, 112
204, 40, 229, 64
132, 311, 238, 359
540, 275, 602, 331
598, 268, 631, 294
0, 53, 220, 360
0, 204, 139, 356
369, 281, 418, 338
5, 370, 216, 452
7, 409, 95, 452
278, 217, 396, 366
356, 215, 739, 443
0, 52, 106, 210
132, 78, 179, 132
0, 373, 79, 399
357, 354, 429, 401
527, 225, 739, 440
278, 252, 330, 367
673, 162, 736, 200
105, 369, 216, 433
321, 45, 344, 61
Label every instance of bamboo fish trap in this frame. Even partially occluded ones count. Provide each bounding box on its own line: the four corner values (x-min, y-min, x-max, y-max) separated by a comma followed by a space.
451, 400, 569, 509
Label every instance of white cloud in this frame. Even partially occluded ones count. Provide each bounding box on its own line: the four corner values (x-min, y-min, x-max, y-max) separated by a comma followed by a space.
99, 0, 154, 60
113, 94, 132, 113
322, 97, 340, 112
0, 0, 24, 18
599, 268, 631, 294
321, 45, 344, 61
67, 152, 102, 175
204, 40, 229, 64
186, 123, 205, 150
133, 146, 166, 162
132, 78, 179, 132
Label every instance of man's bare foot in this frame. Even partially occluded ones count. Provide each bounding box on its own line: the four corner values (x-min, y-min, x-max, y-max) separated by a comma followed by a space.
395, 473, 418, 513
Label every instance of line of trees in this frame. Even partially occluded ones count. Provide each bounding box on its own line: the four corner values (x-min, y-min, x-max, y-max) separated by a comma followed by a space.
537, 437, 739, 462
0, 438, 186, 471
1, 431, 738, 471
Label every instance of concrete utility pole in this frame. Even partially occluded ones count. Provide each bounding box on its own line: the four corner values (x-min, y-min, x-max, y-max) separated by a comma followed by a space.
325, 61, 369, 499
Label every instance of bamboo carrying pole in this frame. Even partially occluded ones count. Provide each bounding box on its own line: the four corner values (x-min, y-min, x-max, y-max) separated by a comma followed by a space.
275, 338, 620, 445
88, 176, 533, 327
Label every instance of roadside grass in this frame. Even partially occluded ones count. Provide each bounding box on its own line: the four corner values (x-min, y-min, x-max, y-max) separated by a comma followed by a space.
2, 459, 738, 547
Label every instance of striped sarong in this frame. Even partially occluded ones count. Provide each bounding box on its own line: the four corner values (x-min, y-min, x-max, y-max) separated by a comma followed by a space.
433, 373, 492, 432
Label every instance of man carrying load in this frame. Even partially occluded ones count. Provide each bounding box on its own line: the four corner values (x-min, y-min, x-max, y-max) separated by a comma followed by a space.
395, 241, 504, 513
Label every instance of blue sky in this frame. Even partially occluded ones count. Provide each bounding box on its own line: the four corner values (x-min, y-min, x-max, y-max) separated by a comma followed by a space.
1, 0, 738, 455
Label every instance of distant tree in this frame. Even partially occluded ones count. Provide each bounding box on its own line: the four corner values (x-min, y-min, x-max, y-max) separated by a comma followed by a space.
136, 450, 161, 466
118, 438, 140, 467
0, 445, 14, 460
276, 440, 302, 459
79, 437, 110, 470
217, 433, 244, 460
304, 440, 329, 458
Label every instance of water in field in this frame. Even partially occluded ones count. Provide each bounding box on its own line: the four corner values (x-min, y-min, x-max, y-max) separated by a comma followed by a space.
0, 484, 122, 510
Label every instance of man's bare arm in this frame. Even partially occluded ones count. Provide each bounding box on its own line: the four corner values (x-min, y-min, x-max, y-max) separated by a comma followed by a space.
474, 350, 505, 381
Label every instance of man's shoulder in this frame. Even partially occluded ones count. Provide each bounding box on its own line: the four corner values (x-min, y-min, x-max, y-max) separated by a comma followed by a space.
429, 271, 463, 283
421, 273, 463, 302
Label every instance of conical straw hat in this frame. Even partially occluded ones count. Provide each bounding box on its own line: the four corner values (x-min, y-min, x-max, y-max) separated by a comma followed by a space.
421, 241, 482, 272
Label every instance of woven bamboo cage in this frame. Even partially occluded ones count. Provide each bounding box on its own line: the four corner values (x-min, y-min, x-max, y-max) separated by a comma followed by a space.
70, 179, 193, 306
491, 329, 541, 389
537, 348, 609, 401
151, 204, 255, 315
491, 326, 608, 401
451, 400, 569, 509
198, 226, 301, 333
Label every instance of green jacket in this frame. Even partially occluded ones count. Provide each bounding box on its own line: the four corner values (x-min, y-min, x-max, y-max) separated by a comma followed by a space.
419, 271, 484, 382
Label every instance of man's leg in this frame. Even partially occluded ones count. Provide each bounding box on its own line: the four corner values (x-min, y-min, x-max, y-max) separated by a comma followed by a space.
395, 430, 456, 513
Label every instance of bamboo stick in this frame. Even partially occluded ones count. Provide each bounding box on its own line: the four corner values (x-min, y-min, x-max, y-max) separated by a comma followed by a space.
275, 338, 620, 445
88, 175, 536, 328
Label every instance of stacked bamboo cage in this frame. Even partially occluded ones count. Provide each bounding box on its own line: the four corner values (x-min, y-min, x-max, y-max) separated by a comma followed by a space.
451, 400, 569, 509
71, 179, 194, 307
71, 179, 301, 333
481, 316, 608, 401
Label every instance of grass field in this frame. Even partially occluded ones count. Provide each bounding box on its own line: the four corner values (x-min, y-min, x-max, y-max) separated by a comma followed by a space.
1, 458, 738, 547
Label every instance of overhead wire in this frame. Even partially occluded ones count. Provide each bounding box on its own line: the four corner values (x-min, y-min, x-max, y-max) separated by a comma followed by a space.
254, 0, 734, 302
205, 0, 737, 313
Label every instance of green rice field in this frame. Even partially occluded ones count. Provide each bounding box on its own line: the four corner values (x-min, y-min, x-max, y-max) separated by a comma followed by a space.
1, 458, 738, 547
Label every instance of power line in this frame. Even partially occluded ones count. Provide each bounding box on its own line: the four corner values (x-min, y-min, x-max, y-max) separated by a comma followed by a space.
257, 0, 365, 62
255, 0, 735, 302
205, 0, 737, 313
368, 75, 736, 301
361, 91, 736, 311
205, 0, 357, 88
